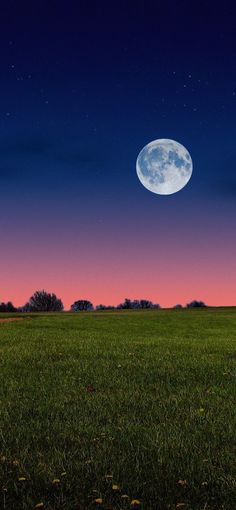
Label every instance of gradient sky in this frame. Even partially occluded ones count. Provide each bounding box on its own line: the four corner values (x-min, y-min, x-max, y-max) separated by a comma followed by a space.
0, 1, 236, 309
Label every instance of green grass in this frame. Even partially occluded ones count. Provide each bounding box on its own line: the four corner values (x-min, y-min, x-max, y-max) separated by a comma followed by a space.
0, 308, 235, 510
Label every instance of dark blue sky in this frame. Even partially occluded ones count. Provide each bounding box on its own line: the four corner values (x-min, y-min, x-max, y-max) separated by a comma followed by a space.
0, 1, 236, 307
1, 1, 236, 199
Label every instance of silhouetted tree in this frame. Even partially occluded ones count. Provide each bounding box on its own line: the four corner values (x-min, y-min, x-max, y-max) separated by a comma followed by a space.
6, 301, 17, 312
0, 301, 17, 312
140, 300, 154, 309
0, 302, 7, 312
96, 304, 115, 310
117, 298, 130, 309
71, 300, 93, 311
117, 298, 160, 310
28, 290, 63, 312
173, 304, 183, 309
124, 298, 132, 309
186, 300, 207, 308
18, 302, 31, 312
133, 300, 142, 309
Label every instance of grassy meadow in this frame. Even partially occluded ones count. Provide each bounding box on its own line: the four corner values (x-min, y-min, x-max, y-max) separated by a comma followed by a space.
0, 308, 235, 510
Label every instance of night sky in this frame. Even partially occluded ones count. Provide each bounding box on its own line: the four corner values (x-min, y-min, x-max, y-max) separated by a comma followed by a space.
1, 1, 236, 308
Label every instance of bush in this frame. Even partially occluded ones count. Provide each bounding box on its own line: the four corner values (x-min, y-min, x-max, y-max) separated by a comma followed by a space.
28, 290, 64, 312
186, 300, 207, 308
117, 298, 160, 310
71, 300, 94, 311
0, 301, 17, 312
96, 304, 115, 310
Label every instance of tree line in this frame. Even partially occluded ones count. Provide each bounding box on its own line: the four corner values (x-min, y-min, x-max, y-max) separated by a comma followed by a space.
0, 290, 207, 312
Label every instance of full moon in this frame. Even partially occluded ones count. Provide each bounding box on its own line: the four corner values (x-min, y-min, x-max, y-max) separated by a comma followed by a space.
136, 138, 193, 195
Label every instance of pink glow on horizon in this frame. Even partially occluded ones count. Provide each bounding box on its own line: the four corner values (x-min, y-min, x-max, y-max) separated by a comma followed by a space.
1, 223, 236, 309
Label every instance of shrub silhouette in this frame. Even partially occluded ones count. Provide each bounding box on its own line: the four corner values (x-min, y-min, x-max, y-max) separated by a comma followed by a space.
186, 300, 207, 308
71, 300, 93, 311
96, 304, 115, 310
28, 290, 63, 312
117, 298, 160, 309
0, 301, 17, 312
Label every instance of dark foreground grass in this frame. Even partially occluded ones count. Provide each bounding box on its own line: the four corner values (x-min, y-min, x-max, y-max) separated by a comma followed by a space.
0, 308, 235, 510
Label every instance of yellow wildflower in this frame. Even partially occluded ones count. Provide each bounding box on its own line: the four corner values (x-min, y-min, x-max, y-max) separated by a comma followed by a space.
121, 494, 129, 499
18, 477, 26, 481
52, 478, 60, 484
177, 479, 187, 487
112, 484, 119, 491
35, 503, 44, 509
131, 500, 141, 507
95, 499, 103, 504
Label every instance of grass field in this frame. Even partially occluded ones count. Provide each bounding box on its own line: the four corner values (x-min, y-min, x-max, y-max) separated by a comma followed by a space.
0, 308, 235, 510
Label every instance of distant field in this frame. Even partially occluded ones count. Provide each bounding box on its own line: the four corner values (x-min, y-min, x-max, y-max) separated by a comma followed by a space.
0, 308, 235, 510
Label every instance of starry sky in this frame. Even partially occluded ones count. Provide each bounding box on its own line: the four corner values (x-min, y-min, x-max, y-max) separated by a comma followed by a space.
0, 1, 236, 309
